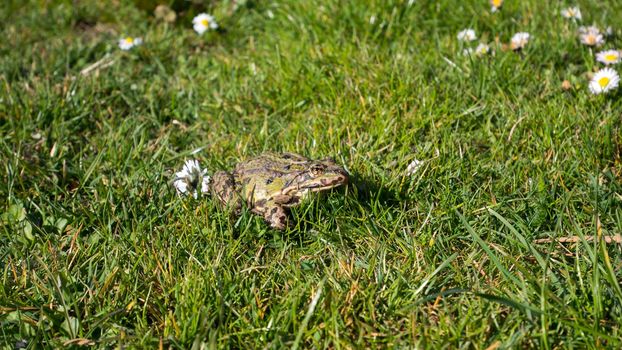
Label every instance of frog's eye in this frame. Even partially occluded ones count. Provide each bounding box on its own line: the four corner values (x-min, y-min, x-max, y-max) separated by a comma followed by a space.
310, 164, 325, 176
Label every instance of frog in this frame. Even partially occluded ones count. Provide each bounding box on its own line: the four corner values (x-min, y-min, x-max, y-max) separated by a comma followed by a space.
211, 152, 349, 229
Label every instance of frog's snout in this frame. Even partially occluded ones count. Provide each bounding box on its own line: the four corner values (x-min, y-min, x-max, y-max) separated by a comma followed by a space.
329, 168, 349, 187
338, 172, 349, 185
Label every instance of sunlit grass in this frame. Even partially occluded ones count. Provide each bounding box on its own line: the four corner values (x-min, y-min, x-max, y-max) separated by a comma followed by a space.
1, 0, 622, 348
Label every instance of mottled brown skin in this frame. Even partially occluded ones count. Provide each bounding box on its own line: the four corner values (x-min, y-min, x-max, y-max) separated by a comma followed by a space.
211, 152, 349, 229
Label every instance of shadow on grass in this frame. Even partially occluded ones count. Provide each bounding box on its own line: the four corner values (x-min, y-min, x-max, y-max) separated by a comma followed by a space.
282, 172, 408, 244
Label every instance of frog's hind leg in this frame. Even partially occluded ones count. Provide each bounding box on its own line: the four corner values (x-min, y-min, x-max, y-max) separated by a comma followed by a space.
263, 205, 289, 230
211, 171, 241, 212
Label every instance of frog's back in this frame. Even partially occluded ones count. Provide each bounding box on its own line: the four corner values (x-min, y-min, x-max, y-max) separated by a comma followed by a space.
234, 152, 311, 175
231, 152, 308, 204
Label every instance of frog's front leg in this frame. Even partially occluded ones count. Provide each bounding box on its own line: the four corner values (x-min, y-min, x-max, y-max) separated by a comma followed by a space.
262, 204, 289, 230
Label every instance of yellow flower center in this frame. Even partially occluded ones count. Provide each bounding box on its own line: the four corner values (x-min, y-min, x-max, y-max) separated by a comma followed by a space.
604, 54, 617, 62
491, 0, 503, 7
125, 37, 134, 43
201, 19, 210, 27
598, 77, 610, 88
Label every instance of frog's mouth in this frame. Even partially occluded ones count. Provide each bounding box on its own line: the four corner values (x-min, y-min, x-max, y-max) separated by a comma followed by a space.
300, 174, 349, 192
282, 167, 349, 195
281, 177, 346, 196
305, 181, 345, 192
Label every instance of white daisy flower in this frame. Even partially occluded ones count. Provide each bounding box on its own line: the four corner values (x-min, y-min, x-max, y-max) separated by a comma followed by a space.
596, 50, 621, 65
588, 68, 620, 95
561, 7, 582, 21
173, 159, 211, 198
118, 36, 142, 50
462, 43, 490, 57
406, 159, 424, 176
490, 0, 503, 12
579, 26, 604, 47
457, 29, 477, 42
193, 13, 218, 34
475, 43, 490, 55
510, 32, 531, 51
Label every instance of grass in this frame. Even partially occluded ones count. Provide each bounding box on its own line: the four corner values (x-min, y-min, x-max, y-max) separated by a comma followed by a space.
1, 0, 622, 348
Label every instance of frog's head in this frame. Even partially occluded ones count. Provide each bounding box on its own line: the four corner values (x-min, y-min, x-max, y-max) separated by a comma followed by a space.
283, 158, 349, 195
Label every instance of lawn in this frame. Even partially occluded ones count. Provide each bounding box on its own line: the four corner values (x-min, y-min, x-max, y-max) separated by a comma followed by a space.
2, 0, 622, 348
